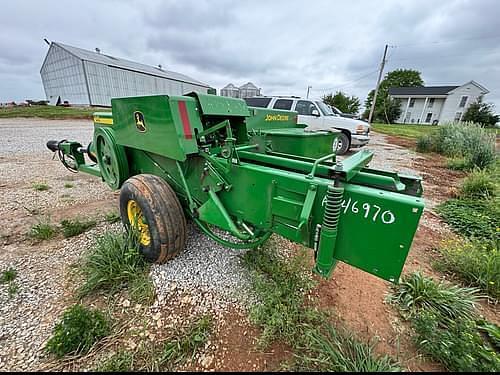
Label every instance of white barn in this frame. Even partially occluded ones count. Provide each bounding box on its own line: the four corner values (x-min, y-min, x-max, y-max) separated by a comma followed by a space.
40, 42, 212, 107
388, 81, 489, 124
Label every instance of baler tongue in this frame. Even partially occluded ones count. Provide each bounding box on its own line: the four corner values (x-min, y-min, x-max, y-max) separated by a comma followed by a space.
47, 92, 424, 284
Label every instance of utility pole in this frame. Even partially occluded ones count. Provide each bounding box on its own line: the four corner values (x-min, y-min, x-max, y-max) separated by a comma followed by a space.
368, 44, 388, 124
306, 86, 312, 99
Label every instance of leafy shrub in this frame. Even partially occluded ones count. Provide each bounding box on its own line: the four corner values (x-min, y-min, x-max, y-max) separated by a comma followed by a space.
459, 169, 497, 199
416, 134, 434, 153
435, 239, 499, 300
412, 311, 499, 372
46, 304, 110, 358
416, 122, 496, 170
60, 218, 96, 238
437, 199, 499, 240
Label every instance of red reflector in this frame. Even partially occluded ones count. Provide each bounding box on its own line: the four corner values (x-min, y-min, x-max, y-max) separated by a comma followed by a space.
178, 101, 192, 139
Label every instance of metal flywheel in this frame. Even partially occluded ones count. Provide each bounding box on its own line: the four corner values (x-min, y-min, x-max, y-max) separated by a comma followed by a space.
94, 127, 129, 189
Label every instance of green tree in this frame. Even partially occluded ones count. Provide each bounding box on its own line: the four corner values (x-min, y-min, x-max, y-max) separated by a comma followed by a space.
322, 91, 361, 114
363, 69, 424, 123
462, 98, 499, 127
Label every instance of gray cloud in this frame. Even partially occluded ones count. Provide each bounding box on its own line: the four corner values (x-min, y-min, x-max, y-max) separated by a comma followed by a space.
0, 0, 499, 111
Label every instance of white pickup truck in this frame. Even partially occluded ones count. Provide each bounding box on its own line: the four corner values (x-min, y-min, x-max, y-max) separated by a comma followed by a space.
244, 96, 370, 155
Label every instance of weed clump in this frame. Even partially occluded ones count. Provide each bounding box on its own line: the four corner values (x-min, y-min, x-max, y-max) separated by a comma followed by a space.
46, 304, 110, 358
388, 272, 500, 372
29, 219, 57, 240
60, 218, 96, 238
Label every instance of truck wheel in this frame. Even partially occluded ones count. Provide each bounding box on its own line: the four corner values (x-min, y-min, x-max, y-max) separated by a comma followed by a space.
335, 132, 350, 155
119, 174, 186, 264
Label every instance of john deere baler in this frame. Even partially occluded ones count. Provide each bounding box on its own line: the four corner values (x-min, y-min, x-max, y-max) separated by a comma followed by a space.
47, 92, 424, 282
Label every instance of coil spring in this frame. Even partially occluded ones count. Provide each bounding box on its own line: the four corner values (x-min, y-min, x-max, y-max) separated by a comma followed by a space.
323, 185, 344, 230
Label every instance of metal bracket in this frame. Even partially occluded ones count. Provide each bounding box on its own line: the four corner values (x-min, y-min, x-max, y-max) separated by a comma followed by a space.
297, 184, 317, 245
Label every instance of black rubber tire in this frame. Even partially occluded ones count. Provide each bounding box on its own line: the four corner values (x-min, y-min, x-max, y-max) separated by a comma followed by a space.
335, 132, 350, 155
119, 174, 186, 264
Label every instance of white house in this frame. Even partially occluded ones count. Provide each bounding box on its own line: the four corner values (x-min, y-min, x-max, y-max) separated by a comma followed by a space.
388, 81, 489, 124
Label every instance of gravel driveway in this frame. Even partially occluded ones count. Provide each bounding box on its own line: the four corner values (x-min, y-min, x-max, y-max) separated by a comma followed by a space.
0, 118, 425, 371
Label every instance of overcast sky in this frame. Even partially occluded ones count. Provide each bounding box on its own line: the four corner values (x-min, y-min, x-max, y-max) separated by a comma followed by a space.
1, 0, 499, 111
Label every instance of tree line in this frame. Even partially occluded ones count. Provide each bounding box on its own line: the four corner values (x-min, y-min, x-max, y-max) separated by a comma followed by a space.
321, 69, 498, 127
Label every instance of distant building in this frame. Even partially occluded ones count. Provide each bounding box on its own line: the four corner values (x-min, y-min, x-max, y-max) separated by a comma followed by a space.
40, 42, 212, 106
388, 81, 489, 124
220, 82, 261, 99
220, 83, 240, 98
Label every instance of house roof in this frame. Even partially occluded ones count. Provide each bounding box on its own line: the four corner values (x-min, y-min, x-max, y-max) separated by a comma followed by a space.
388, 86, 459, 96
50, 42, 210, 88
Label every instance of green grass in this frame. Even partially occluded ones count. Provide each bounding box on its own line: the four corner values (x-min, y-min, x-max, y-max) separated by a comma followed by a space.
243, 239, 399, 371
95, 316, 212, 371
64, 182, 75, 189
434, 239, 500, 301
372, 123, 438, 139
29, 219, 58, 240
292, 324, 400, 372
97, 351, 134, 372
0, 268, 17, 284
158, 316, 212, 369
2, 268, 19, 298
32, 182, 50, 191
60, 218, 96, 238
45, 304, 111, 358
372, 122, 498, 140
387, 272, 480, 322
7, 283, 19, 298
0, 105, 109, 119
104, 210, 121, 224
459, 168, 497, 199
242, 242, 315, 347
436, 199, 499, 240
78, 231, 154, 304
388, 272, 500, 372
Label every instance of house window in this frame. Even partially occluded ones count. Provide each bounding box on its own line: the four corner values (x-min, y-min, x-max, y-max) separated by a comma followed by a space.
409, 98, 416, 108
428, 98, 435, 108
454, 112, 462, 122
425, 112, 432, 123
459, 96, 468, 108
405, 112, 411, 123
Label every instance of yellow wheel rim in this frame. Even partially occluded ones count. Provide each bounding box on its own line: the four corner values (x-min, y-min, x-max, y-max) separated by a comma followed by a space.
127, 200, 151, 246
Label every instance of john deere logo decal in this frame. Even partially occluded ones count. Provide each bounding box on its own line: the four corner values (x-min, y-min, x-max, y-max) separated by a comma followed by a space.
134, 111, 146, 132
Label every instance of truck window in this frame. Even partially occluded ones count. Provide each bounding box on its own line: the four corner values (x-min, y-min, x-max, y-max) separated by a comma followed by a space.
244, 97, 272, 108
295, 100, 318, 115
273, 99, 293, 110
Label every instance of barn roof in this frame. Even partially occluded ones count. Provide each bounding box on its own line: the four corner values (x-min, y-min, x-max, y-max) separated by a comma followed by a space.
52, 42, 210, 88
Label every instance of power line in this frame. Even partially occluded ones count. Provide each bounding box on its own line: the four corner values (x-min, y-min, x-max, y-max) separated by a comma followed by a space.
395, 34, 500, 47
311, 68, 379, 92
